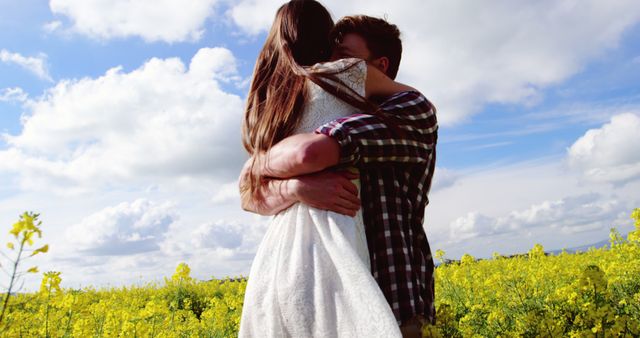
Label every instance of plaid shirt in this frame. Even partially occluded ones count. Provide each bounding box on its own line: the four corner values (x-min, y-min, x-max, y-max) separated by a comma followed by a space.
315, 90, 438, 325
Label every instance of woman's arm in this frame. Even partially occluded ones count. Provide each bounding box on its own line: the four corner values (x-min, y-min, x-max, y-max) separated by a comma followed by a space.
239, 159, 298, 215
239, 158, 361, 216
364, 64, 415, 98
254, 133, 341, 179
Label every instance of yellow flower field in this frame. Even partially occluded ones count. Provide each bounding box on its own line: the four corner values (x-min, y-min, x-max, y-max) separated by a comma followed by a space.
1, 209, 638, 337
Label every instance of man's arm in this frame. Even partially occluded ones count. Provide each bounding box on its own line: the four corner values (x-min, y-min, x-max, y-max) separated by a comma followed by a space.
254, 91, 436, 179
314, 91, 437, 167
241, 91, 435, 216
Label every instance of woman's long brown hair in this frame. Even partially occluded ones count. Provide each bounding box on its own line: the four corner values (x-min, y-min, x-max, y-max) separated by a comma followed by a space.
242, 0, 378, 199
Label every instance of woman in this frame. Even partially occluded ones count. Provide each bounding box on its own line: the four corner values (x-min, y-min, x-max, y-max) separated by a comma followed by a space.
238, 1, 414, 336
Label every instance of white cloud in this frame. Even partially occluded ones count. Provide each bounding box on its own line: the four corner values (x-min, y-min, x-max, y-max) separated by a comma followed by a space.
191, 220, 244, 249
0, 49, 52, 81
449, 193, 627, 242
49, 0, 219, 43
227, 0, 282, 36
449, 212, 498, 241
227, 0, 640, 125
568, 113, 640, 184
0, 47, 247, 194
0, 87, 28, 103
190, 47, 239, 82
430, 167, 459, 192
164, 214, 267, 257
211, 181, 240, 204
1, 187, 269, 291
425, 159, 640, 258
65, 199, 177, 255
43, 20, 63, 34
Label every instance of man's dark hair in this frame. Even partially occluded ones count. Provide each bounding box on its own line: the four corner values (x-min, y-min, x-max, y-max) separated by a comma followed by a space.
331, 15, 402, 79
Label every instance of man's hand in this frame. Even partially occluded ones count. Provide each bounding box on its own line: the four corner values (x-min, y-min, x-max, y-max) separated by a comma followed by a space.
292, 170, 361, 217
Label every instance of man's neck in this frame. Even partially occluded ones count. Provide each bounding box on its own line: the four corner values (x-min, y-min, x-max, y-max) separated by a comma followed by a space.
369, 95, 389, 105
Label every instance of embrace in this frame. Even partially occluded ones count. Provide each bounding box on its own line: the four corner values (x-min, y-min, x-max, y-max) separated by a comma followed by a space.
237, 1, 438, 337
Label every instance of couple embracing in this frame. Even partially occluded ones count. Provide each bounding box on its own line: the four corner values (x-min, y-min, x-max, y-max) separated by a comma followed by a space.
237, 1, 438, 337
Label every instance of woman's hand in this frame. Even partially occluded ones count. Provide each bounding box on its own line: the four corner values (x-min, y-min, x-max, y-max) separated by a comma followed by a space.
292, 170, 361, 217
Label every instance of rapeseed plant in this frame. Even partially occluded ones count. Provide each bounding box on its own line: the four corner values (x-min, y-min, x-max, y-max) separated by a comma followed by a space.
0, 209, 638, 337
0, 211, 49, 329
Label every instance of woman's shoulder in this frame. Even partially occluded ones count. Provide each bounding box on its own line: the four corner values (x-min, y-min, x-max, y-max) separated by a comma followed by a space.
308, 58, 367, 91
309, 58, 366, 73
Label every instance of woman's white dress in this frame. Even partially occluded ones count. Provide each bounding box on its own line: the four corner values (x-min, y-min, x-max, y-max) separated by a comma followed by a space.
238, 59, 402, 338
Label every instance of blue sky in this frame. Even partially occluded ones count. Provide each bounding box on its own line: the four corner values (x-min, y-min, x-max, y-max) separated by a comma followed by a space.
1, 0, 640, 291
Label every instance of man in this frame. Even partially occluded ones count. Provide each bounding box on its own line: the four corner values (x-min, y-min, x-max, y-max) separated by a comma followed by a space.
240, 15, 437, 338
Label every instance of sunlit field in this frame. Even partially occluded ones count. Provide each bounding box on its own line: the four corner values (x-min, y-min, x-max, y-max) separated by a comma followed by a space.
0, 209, 638, 337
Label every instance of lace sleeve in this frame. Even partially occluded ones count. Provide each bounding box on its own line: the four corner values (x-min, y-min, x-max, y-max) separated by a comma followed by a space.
310, 58, 367, 97
293, 58, 368, 134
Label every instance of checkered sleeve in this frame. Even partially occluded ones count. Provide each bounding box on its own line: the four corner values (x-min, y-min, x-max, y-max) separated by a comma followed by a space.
314, 91, 437, 167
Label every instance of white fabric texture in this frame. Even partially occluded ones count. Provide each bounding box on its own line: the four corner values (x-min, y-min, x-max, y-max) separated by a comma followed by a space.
238, 58, 402, 337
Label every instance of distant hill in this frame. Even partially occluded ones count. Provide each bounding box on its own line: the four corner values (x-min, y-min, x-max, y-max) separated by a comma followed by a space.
437, 233, 630, 266
547, 238, 611, 255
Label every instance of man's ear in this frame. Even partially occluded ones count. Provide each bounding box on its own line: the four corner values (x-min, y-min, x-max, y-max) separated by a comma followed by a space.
372, 57, 390, 76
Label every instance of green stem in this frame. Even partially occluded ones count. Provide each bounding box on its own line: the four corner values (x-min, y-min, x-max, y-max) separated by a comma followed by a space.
149, 315, 155, 337
0, 237, 27, 325
45, 284, 51, 338
63, 308, 73, 338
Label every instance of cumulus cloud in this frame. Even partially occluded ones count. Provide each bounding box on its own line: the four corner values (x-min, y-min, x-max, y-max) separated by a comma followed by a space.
568, 113, 640, 184
449, 193, 626, 241
65, 199, 177, 255
163, 215, 267, 256
227, 0, 640, 125
449, 212, 499, 241
430, 167, 459, 192
49, 0, 219, 43
227, 0, 282, 36
211, 181, 241, 204
191, 220, 244, 249
43, 20, 63, 34
0, 87, 28, 103
0, 49, 52, 81
0, 47, 246, 193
